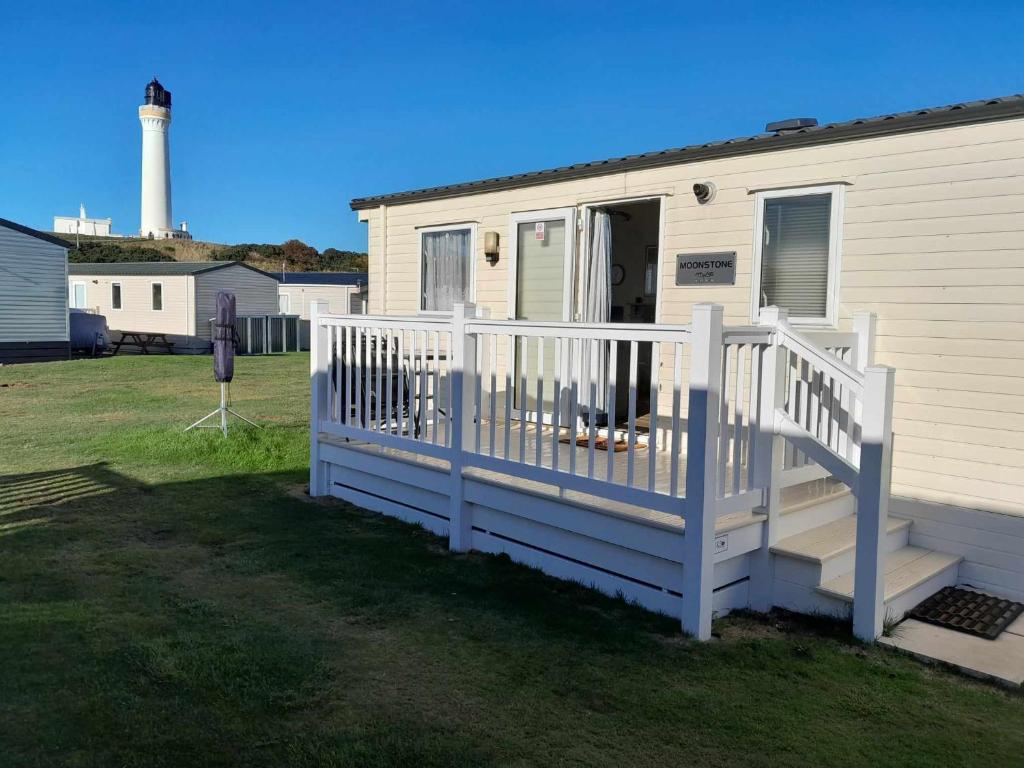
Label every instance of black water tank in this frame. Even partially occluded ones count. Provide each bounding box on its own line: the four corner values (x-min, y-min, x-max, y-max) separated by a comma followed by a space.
144, 78, 172, 108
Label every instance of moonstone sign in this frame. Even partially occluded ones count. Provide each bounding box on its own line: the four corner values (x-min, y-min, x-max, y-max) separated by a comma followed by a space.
675, 252, 737, 286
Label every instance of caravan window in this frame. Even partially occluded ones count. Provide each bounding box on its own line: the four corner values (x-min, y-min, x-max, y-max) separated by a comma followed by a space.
420, 224, 475, 312
151, 282, 163, 311
752, 185, 844, 326
70, 281, 87, 309
111, 283, 122, 310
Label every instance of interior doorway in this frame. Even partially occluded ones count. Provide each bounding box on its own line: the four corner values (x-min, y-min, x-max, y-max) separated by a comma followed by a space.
581, 198, 661, 431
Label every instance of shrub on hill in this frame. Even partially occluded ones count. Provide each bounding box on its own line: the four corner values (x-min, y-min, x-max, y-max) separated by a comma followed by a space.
68, 241, 174, 263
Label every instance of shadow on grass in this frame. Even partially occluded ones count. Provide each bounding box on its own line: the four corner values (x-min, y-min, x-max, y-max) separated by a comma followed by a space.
2, 460, 1023, 768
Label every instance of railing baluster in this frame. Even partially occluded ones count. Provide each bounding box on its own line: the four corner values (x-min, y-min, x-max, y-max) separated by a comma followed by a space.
504, 334, 513, 460
354, 326, 363, 428
407, 330, 416, 439
717, 343, 731, 497
839, 347, 852, 461
419, 330, 429, 443
786, 350, 799, 468
746, 344, 762, 490
569, 338, 580, 477
551, 337, 562, 473
732, 343, 746, 495
606, 339, 618, 484
375, 327, 383, 430
488, 333, 497, 457
474, 330, 483, 453
346, 326, 355, 425
519, 335, 528, 463
587, 339, 598, 479
626, 340, 638, 488
536, 336, 545, 467
647, 340, 660, 492
431, 331, 440, 443
669, 342, 682, 497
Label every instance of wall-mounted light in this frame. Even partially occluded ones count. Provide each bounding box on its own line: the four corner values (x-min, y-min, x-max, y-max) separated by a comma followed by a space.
484, 230, 500, 264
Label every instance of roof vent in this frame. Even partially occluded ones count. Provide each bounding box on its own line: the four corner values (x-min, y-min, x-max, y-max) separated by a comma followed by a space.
765, 117, 818, 134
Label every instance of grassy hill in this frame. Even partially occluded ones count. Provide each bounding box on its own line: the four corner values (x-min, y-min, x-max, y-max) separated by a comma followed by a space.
57, 233, 367, 273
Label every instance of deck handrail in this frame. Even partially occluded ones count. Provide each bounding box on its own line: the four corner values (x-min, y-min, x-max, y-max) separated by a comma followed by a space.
309, 302, 896, 643
752, 306, 894, 641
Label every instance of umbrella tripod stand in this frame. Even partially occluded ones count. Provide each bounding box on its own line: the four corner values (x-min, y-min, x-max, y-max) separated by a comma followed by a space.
185, 382, 260, 437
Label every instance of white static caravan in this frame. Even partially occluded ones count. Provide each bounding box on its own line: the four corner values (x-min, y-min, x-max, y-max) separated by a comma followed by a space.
276, 272, 367, 351
68, 261, 280, 353
275, 272, 368, 318
0, 218, 71, 364
312, 94, 1024, 641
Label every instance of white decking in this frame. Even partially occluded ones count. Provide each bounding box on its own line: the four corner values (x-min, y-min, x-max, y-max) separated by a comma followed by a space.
323, 418, 847, 535
311, 303, 924, 642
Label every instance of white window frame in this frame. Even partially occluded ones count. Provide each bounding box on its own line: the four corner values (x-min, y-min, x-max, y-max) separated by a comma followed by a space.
151, 281, 164, 312
750, 183, 845, 327
279, 292, 290, 314
506, 207, 577, 321
70, 280, 87, 309
417, 222, 477, 315
111, 282, 123, 310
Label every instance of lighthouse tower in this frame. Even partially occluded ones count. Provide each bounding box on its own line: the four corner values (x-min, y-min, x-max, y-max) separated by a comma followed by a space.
138, 78, 191, 239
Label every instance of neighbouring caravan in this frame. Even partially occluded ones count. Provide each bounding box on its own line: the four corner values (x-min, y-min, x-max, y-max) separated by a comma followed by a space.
0, 218, 71, 363
310, 94, 1024, 640
275, 271, 367, 349
68, 261, 280, 353
275, 271, 367, 318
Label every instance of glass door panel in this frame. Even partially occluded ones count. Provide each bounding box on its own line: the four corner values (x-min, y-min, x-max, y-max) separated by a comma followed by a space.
511, 211, 573, 418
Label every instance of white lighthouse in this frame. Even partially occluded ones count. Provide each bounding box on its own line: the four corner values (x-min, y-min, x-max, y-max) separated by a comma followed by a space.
138, 78, 191, 239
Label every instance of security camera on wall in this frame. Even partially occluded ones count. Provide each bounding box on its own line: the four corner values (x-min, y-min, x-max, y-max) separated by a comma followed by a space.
693, 182, 716, 205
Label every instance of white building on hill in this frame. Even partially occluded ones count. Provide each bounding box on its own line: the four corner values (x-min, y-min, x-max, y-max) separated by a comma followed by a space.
53, 204, 113, 237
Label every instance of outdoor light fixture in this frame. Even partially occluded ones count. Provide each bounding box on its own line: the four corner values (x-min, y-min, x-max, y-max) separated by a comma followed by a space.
693, 181, 716, 204
484, 230, 500, 264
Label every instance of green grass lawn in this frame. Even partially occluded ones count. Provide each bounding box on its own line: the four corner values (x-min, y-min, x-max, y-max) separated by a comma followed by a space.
1, 354, 1021, 767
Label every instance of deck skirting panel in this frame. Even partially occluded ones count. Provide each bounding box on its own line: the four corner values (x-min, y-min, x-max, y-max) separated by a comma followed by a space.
321, 439, 755, 622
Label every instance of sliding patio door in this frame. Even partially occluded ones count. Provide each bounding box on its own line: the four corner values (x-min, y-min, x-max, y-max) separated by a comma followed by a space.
509, 208, 576, 420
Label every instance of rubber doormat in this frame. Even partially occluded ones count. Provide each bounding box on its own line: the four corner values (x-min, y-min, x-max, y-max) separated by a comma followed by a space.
909, 586, 1024, 640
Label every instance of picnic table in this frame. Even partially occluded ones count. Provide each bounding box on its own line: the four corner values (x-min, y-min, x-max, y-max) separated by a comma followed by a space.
111, 332, 175, 355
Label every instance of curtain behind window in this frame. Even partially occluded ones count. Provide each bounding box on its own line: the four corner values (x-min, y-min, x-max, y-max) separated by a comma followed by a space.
760, 193, 831, 318
422, 229, 471, 311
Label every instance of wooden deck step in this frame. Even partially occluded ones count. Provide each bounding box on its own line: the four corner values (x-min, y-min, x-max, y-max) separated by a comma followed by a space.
771, 515, 911, 564
816, 546, 963, 604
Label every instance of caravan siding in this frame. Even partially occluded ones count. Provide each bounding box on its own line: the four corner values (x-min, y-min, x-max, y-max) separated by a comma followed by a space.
0, 224, 69, 362
363, 117, 1024, 517
70, 274, 192, 339
193, 265, 279, 341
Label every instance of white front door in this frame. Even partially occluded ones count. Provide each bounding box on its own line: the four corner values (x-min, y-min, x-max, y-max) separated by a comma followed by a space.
508, 208, 576, 419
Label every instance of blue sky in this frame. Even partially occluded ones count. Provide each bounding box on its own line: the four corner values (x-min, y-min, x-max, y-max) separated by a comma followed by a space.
1, 1, 1021, 251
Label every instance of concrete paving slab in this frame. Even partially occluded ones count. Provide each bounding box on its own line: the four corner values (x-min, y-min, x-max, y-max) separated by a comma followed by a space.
880, 618, 1024, 688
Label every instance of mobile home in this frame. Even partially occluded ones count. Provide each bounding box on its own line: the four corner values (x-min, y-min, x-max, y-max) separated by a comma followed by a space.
68, 261, 280, 353
311, 94, 1024, 640
0, 218, 71, 363
276, 271, 367, 350
275, 272, 368, 319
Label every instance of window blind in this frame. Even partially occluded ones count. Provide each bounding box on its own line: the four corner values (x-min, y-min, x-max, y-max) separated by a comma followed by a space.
760, 193, 832, 318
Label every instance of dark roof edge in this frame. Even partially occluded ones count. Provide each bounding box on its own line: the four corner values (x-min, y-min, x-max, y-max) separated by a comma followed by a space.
0, 217, 73, 248
350, 94, 1024, 210
68, 261, 279, 279
194, 261, 278, 280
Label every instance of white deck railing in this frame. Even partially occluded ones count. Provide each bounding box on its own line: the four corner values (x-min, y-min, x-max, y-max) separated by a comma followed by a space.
310, 302, 895, 642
